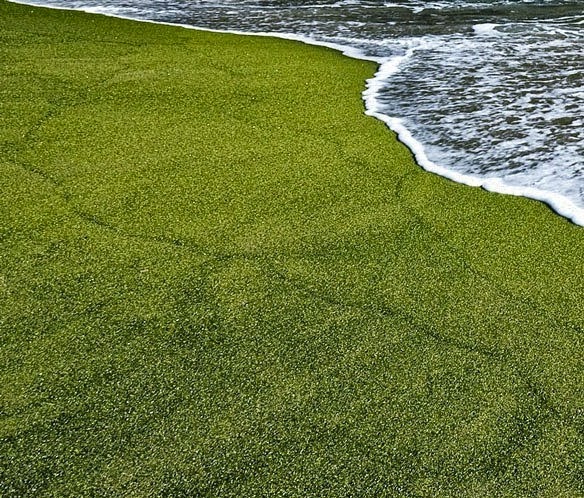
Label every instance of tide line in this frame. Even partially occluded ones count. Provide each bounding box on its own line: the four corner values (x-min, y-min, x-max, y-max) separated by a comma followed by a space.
8, 0, 584, 227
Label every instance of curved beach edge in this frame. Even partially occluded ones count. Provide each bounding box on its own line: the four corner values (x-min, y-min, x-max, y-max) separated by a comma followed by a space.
9, 0, 584, 228
362, 56, 584, 228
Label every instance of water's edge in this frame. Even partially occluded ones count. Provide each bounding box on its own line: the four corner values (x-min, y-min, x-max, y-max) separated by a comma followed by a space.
8, 0, 584, 227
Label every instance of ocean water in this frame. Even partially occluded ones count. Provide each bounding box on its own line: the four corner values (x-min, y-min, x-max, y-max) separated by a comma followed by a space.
12, 0, 584, 225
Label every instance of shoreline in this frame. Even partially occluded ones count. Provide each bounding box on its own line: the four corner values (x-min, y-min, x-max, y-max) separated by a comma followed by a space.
8, 0, 584, 227
2, 1, 583, 493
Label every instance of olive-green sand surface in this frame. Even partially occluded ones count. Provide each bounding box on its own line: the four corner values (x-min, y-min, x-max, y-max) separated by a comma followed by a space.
1, 1, 583, 496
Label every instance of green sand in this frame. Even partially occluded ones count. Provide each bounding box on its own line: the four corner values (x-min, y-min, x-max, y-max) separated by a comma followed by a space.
1, 1, 583, 496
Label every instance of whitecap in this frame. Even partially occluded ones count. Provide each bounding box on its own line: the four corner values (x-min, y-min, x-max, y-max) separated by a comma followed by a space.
473, 23, 501, 36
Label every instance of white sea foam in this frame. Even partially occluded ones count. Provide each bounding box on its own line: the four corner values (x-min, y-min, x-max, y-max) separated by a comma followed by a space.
82, 5, 128, 15
7, 0, 584, 227
473, 23, 501, 36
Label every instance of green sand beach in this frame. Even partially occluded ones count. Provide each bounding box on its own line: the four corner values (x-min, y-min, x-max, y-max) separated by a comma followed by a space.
1, 1, 583, 495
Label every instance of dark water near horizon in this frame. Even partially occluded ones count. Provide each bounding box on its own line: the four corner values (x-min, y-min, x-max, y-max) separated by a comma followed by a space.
14, 0, 584, 224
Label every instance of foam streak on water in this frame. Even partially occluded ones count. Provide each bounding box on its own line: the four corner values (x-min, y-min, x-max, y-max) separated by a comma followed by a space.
10, 0, 584, 225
